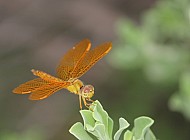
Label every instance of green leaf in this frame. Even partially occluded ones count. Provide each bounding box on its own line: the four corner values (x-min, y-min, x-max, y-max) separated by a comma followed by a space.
124, 130, 133, 140
108, 117, 114, 139
69, 122, 93, 140
80, 110, 95, 131
93, 124, 107, 139
133, 116, 156, 140
78, 100, 114, 140
91, 100, 113, 140
114, 118, 130, 140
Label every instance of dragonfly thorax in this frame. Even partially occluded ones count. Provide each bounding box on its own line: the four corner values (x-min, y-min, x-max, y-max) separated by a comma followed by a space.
66, 79, 83, 94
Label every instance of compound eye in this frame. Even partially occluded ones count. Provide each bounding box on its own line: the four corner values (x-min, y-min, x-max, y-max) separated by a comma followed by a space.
84, 89, 88, 93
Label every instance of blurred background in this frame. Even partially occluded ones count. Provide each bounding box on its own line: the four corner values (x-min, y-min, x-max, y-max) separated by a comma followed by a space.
1, 0, 190, 139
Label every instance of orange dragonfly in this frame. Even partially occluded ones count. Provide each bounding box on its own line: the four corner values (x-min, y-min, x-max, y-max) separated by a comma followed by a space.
13, 39, 112, 109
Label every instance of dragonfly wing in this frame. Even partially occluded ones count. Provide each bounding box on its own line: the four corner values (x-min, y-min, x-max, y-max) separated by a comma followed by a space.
29, 83, 68, 100
56, 39, 91, 80
72, 42, 112, 78
31, 69, 63, 83
13, 78, 50, 94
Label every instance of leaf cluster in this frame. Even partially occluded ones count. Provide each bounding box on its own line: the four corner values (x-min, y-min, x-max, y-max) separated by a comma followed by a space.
70, 101, 156, 140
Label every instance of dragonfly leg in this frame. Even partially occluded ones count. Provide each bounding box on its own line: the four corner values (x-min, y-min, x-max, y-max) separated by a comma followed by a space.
86, 98, 94, 102
79, 94, 83, 110
82, 96, 91, 108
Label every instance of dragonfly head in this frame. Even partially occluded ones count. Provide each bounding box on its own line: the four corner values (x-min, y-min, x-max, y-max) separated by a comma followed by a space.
81, 85, 94, 99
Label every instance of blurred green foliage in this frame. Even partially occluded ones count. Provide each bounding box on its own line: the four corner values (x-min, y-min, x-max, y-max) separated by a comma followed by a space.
70, 100, 156, 140
107, 0, 190, 139
0, 128, 44, 140
169, 71, 190, 120
110, 0, 190, 114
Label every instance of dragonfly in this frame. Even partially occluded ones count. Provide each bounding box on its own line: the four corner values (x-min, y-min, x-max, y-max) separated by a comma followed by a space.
13, 39, 112, 109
